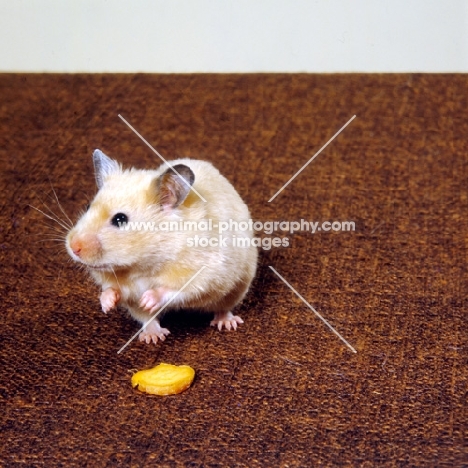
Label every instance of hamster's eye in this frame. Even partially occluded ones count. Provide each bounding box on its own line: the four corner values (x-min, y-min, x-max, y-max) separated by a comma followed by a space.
111, 212, 128, 227
85, 203, 90, 211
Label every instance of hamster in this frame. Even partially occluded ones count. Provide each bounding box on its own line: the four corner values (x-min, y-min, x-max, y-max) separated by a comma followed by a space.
65, 149, 258, 345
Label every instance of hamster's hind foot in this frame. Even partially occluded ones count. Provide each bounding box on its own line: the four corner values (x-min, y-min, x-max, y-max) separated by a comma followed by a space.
139, 320, 170, 345
210, 311, 244, 331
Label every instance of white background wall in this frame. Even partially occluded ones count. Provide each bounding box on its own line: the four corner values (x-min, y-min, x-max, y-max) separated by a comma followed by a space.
1, 0, 467, 72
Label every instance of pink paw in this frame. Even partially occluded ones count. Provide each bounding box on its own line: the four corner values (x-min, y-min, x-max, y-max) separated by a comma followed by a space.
138, 320, 170, 345
100, 288, 120, 313
210, 311, 244, 331
139, 288, 167, 314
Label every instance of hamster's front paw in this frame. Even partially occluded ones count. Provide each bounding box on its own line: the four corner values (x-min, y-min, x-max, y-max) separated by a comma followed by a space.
210, 311, 244, 331
100, 287, 120, 313
138, 320, 170, 345
139, 288, 167, 314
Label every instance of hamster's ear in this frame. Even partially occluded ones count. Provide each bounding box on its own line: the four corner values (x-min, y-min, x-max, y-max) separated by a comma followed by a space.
158, 164, 195, 209
93, 149, 120, 189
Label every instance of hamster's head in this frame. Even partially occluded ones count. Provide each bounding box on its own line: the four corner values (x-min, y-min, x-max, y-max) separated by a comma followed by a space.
65, 149, 195, 273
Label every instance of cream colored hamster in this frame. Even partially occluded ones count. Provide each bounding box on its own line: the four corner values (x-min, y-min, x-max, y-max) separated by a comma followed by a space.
66, 149, 258, 345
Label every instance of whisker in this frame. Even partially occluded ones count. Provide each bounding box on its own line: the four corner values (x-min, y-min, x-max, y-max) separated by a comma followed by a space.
42, 224, 67, 236
25, 229, 62, 238
27, 224, 67, 237
30, 188, 73, 232
111, 266, 122, 291
56, 263, 67, 282
49, 182, 73, 229
43, 202, 71, 230
39, 245, 67, 254
29, 204, 70, 232
34, 238, 66, 244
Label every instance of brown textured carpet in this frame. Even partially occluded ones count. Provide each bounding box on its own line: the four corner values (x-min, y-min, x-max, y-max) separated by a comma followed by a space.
0, 74, 466, 467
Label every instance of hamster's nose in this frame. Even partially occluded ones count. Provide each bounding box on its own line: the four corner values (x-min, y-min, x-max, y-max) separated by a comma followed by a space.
69, 233, 101, 260
70, 238, 83, 257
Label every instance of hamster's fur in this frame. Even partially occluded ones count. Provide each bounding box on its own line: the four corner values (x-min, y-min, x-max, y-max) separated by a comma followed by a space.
66, 149, 258, 344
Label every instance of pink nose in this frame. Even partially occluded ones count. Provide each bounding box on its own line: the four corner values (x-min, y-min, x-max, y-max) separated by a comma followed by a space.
70, 238, 83, 257
69, 233, 100, 259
